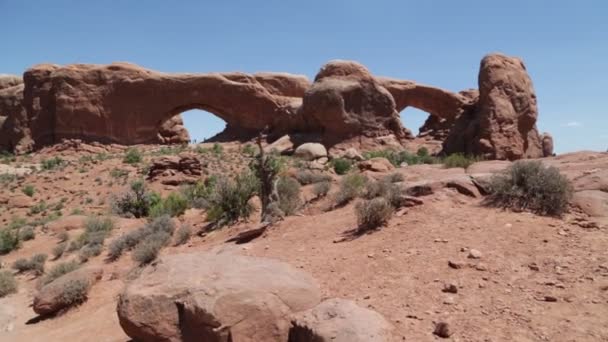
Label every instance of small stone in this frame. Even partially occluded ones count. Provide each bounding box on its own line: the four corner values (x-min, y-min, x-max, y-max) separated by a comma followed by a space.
504, 223, 513, 228
442, 283, 458, 294
468, 249, 482, 259
448, 260, 464, 269
544, 295, 558, 302
475, 263, 488, 271
433, 322, 453, 338
443, 296, 455, 305
528, 263, 540, 271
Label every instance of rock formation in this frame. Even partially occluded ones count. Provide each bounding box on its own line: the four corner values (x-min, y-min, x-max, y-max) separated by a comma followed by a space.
442, 53, 543, 159
0, 54, 549, 160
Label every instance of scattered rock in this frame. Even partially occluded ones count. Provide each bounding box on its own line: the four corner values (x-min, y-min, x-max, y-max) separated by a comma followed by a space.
433, 321, 453, 338
442, 283, 458, 294
147, 153, 202, 185
543, 295, 558, 302
448, 260, 464, 269
468, 249, 483, 259
294, 143, 328, 161
265, 135, 294, 154
7, 195, 33, 208
289, 298, 394, 342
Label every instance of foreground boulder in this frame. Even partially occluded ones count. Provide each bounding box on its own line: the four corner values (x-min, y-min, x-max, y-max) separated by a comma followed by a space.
288, 298, 393, 342
33, 267, 103, 316
117, 252, 321, 342
294, 143, 327, 160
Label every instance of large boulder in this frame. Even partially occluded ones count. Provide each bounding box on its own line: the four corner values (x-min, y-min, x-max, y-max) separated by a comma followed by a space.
297, 61, 409, 143
294, 143, 327, 160
117, 252, 321, 342
541, 132, 554, 157
33, 266, 103, 316
288, 299, 393, 342
358, 157, 394, 172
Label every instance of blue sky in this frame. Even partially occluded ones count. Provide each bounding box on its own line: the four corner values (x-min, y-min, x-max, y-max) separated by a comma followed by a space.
2, 1, 607, 152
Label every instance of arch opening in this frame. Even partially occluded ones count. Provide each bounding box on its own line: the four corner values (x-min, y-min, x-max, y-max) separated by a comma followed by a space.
399, 107, 431, 136
178, 108, 227, 143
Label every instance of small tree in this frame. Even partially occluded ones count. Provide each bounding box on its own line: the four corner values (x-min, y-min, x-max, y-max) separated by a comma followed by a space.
252, 135, 282, 222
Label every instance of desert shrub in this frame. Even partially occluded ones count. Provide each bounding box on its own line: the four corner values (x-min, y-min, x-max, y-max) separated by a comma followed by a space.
173, 225, 192, 246
355, 197, 394, 232
68, 216, 114, 255
383, 172, 404, 183
41, 157, 64, 170
123, 148, 143, 164
29, 201, 47, 215
52, 242, 67, 260
276, 176, 301, 216
0, 271, 17, 298
486, 161, 572, 216
0, 229, 20, 255
364, 149, 437, 167
42, 261, 80, 286
331, 158, 352, 175
417, 147, 429, 157
442, 153, 480, 169
0, 173, 16, 185
313, 181, 331, 198
363, 179, 403, 207
22, 184, 35, 197
57, 231, 69, 243
295, 170, 332, 185
212, 143, 223, 155
180, 178, 216, 209
110, 168, 129, 179
206, 171, 259, 227
12, 253, 47, 275
107, 215, 174, 262
132, 231, 171, 265
242, 144, 256, 156
59, 278, 90, 307
335, 173, 367, 206
112, 180, 161, 218
18, 226, 35, 241
78, 244, 103, 263
149, 192, 188, 218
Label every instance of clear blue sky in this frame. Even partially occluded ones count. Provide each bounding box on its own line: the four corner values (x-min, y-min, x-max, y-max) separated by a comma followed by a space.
2, 1, 607, 152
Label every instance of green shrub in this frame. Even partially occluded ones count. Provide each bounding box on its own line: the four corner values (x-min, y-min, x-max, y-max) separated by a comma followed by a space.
57, 231, 69, 243
276, 176, 301, 216
123, 148, 143, 164
52, 241, 67, 260
355, 197, 394, 232
173, 225, 192, 246
442, 153, 480, 169
383, 172, 404, 183
242, 144, 256, 156
110, 168, 129, 179
18, 226, 35, 241
212, 143, 223, 155
58, 278, 90, 307
69, 216, 113, 255
42, 261, 80, 286
362, 179, 402, 207
0, 229, 20, 255
486, 161, 572, 216
331, 158, 352, 175
0, 173, 16, 185
111, 180, 161, 218
0, 271, 17, 298
313, 181, 331, 198
417, 147, 429, 157
206, 171, 259, 227
12, 253, 47, 275
41, 157, 64, 170
78, 244, 103, 263
180, 178, 215, 209
335, 173, 367, 206
364, 149, 437, 167
149, 192, 188, 218
22, 184, 35, 197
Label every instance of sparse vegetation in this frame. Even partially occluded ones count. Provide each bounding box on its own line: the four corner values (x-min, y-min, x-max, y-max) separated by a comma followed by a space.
242, 144, 256, 156
486, 161, 572, 216
41, 156, 65, 170
149, 192, 188, 218
276, 176, 301, 216
355, 197, 394, 233
331, 158, 352, 175
362, 178, 402, 207
42, 261, 80, 286
442, 153, 481, 169
52, 241, 68, 259
0, 271, 17, 298
0, 173, 16, 185
68, 216, 114, 257
212, 143, 223, 155
22, 184, 35, 197
364, 149, 437, 167
313, 181, 331, 198
384, 172, 404, 183
111, 180, 161, 218
173, 225, 192, 246
335, 173, 367, 206
58, 278, 90, 307
18, 226, 35, 241
123, 147, 143, 164
206, 171, 259, 227
180, 178, 216, 209
12, 253, 47, 275
29, 201, 47, 215
108, 215, 175, 262
0, 229, 20, 255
